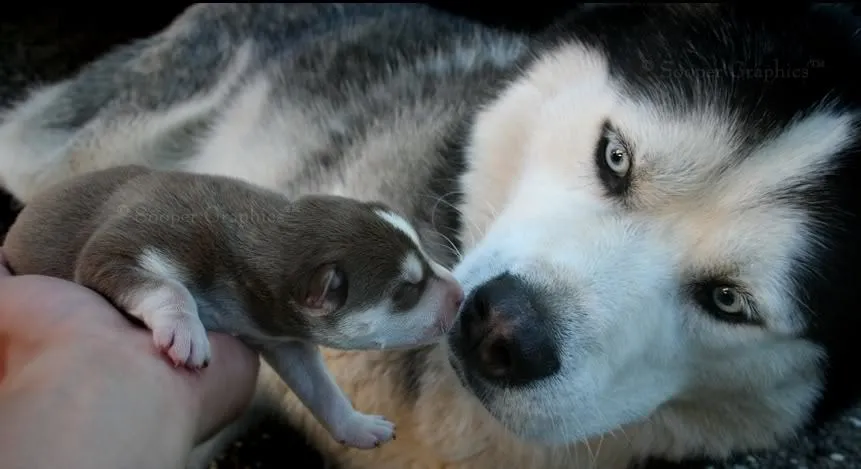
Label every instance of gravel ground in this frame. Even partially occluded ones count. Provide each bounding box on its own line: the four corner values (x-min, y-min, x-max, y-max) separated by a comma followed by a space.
717, 409, 861, 469
3, 5, 861, 469
199, 408, 861, 469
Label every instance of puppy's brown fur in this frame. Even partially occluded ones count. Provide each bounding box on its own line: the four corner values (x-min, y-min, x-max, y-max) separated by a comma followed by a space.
5, 165, 428, 339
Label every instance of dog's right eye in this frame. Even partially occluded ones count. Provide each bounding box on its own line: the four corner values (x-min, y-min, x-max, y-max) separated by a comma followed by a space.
594, 120, 634, 196
605, 145, 631, 175
691, 282, 761, 326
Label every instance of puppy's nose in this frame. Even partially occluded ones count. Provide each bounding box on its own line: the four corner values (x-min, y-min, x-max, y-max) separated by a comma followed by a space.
446, 279, 465, 311
452, 273, 561, 387
438, 277, 464, 327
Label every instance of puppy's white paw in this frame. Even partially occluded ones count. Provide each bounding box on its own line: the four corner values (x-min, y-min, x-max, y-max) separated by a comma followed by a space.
333, 412, 396, 449
152, 313, 211, 369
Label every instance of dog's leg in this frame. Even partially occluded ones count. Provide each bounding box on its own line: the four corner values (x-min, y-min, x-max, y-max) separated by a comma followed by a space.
74, 244, 210, 369
261, 342, 396, 449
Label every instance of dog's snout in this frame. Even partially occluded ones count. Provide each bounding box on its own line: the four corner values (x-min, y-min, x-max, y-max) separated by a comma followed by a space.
453, 273, 560, 387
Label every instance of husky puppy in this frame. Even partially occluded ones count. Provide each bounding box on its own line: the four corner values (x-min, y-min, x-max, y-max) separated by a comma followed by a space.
2, 164, 464, 449
0, 3, 860, 469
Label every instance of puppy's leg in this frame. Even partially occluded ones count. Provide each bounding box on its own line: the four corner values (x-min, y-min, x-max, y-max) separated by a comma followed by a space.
261, 342, 395, 449
74, 246, 210, 369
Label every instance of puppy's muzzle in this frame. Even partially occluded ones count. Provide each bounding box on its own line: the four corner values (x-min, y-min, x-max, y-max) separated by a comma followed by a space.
450, 273, 561, 387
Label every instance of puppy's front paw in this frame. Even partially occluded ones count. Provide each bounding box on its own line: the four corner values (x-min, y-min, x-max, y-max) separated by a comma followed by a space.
152, 313, 211, 369
333, 412, 396, 450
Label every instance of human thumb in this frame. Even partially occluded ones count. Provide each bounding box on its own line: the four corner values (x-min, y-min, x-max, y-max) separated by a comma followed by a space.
0, 249, 11, 277
187, 333, 260, 444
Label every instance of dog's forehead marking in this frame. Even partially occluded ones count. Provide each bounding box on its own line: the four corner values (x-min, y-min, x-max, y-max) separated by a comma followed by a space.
611, 101, 856, 207
632, 110, 852, 202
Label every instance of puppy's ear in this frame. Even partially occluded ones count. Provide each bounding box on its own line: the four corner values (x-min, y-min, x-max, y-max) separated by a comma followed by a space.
303, 263, 348, 315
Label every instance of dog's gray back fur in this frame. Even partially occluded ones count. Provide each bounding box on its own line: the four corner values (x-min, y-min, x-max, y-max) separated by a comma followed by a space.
2, 3, 528, 272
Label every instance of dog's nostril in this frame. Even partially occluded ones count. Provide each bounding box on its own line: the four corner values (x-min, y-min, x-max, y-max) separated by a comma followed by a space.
473, 292, 490, 320
479, 337, 514, 379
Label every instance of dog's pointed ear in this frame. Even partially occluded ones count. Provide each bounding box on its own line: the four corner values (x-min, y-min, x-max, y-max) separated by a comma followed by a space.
303, 263, 347, 315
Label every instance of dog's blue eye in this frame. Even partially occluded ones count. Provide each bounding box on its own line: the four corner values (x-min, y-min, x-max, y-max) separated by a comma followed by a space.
712, 287, 743, 314
692, 282, 759, 325
605, 146, 631, 175
594, 121, 634, 196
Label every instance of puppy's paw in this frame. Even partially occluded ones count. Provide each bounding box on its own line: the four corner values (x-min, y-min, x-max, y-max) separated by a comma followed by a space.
152, 313, 211, 369
332, 412, 396, 449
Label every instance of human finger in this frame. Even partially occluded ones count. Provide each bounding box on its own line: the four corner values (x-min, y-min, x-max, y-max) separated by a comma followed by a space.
178, 333, 260, 443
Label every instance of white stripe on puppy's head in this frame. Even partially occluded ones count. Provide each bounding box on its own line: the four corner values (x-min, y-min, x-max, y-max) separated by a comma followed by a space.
374, 208, 452, 280
374, 208, 422, 247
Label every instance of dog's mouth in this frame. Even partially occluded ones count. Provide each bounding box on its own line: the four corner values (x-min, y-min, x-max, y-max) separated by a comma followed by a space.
446, 346, 472, 389
445, 315, 485, 393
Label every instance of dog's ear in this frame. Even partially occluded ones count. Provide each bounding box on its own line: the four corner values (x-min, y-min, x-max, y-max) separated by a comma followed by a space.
302, 263, 348, 316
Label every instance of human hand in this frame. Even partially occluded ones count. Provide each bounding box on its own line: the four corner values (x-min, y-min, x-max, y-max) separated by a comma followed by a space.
0, 249, 259, 469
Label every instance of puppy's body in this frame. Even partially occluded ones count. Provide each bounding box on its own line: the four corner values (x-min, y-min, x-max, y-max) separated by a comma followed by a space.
1, 4, 861, 469
2, 164, 463, 449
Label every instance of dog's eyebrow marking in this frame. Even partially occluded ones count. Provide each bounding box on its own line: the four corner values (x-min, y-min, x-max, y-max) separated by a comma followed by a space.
401, 251, 424, 283
375, 209, 421, 246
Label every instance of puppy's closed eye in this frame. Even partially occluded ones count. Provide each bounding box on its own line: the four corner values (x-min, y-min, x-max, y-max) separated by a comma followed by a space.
304, 263, 348, 314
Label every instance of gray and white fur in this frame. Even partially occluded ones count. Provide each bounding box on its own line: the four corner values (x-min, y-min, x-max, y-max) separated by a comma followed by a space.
1, 164, 463, 450
1, 4, 861, 469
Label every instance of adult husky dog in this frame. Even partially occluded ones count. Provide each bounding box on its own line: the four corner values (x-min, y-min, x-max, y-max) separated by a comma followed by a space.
1, 3, 860, 469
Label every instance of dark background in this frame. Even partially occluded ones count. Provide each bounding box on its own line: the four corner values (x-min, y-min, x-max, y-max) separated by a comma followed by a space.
2, 4, 861, 469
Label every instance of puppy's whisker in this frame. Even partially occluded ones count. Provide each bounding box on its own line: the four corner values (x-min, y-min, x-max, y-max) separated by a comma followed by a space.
437, 233, 463, 261
422, 191, 481, 250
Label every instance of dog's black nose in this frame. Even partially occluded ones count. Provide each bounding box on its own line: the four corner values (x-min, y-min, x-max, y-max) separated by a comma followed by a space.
452, 273, 561, 387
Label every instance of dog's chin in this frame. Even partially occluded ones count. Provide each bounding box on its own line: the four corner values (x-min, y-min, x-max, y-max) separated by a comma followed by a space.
445, 348, 550, 444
